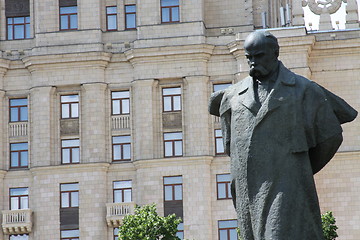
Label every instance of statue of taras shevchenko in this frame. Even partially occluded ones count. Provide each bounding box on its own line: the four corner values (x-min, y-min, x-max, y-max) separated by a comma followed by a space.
209, 30, 357, 240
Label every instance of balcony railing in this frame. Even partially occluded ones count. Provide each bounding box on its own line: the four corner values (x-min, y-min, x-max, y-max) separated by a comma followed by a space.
2, 209, 32, 234
112, 115, 130, 130
9, 122, 28, 137
106, 202, 135, 227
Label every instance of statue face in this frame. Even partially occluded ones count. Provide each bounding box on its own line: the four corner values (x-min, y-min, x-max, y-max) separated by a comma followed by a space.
244, 34, 278, 80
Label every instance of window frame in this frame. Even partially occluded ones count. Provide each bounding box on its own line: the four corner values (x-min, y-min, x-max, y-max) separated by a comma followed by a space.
106, 6, 117, 31
215, 129, 225, 155
61, 94, 79, 119
113, 180, 132, 203
60, 229, 80, 240
125, 4, 136, 30
161, 0, 180, 23
163, 132, 183, 158
163, 176, 183, 202
213, 83, 232, 92
113, 227, 119, 240
218, 219, 238, 240
9, 98, 28, 122
162, 87, 181, 112
112, 135, 131, 161
60, 183, 79, 209
9, 187, 29, 210
59, 5, 78, 31
111, 91, 130, 115
10, 142, 28, 169
61, 139, 80, 164
6, 16, 31, 40
216, 174, 232, 200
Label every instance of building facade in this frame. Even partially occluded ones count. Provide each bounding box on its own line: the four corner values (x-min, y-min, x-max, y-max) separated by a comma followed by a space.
0, 0, 359, 239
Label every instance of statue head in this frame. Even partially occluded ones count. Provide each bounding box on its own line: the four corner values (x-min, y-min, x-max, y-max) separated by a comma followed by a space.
244, 30, 280, 80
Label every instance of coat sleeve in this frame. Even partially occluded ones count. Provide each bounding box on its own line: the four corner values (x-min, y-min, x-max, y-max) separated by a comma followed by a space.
209, 89, 231, 156
303, 82, 344, 174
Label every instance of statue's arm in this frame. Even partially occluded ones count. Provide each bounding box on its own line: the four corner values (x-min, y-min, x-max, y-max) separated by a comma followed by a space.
309, 133, 343, 174
220, 110, 231, 156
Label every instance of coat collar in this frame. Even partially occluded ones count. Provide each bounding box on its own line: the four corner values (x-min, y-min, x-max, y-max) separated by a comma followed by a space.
237, 61, 296, 117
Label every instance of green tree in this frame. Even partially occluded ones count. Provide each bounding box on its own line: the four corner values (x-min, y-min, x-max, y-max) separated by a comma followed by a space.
118, 203, 182, 240
322, 211, 338, 240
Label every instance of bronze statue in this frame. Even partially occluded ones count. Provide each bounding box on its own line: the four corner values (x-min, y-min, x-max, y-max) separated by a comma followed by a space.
209, 30, 357, 240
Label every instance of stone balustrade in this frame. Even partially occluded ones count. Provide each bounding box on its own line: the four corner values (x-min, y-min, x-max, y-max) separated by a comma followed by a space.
106, 202, 135, 227
9, 122, 28, 137
112, 115, 130, 130
2, 209, 32, 234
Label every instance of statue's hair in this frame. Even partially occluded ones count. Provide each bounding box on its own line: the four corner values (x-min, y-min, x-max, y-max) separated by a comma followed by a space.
247, 30, 280, 56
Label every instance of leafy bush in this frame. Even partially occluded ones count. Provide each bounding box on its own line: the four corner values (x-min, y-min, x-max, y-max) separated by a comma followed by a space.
322, 211, 338, 240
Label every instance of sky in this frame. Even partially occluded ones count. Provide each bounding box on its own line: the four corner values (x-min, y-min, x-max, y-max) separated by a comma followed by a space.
303, 0, 360, 30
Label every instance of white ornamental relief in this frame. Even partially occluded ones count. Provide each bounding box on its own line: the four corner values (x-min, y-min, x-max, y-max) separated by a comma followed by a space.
302, 0, 346, 15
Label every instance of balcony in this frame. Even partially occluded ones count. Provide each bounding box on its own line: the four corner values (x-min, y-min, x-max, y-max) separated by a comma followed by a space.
106, 202, 136, 227
112, 115, 130, 130
9, 122, 28, 137
2, 209, 32, 234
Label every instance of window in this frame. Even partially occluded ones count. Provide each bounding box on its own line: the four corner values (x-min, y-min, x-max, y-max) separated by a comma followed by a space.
213, 83, 232, 92
10, 143, 28, 168
61, 95, 79, 119
106, 6, 117, 31
7, 17, 30, 40
60, 183, 79, 208
176, 222, 184, 240
112, 136, 131, 161
5, 0, 30, 40
113, 180, 132, 203
111, 91, 130, 115
125, 5, 136, 30
218, 220, 238, 240
60, 5, 78, 30
113, 228, 119, 240
161, 0, 179, 23
215, 129, 225, 155
164, 176, 182, 201
61, 229, 79, 240
9, 235, 29, 240
164, 132, 183, 157
61, 139, 80, 164
10, 188, 29, 210
162, 87, 181, 112
217, 174, 232, 200
10, 98, 28, 122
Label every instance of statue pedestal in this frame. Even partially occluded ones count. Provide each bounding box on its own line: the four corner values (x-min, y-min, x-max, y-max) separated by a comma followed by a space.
319, 12, 333, 31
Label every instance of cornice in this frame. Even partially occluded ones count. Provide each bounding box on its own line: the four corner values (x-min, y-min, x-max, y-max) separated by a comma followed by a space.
124, 44, 215, 66
133, 156, 213, 169
30, 163, 111, 176
21, 51, 112, 73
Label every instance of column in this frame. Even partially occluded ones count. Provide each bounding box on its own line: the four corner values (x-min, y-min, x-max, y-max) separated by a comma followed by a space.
80, 83, 108, 163
0, 90, 6, 170
183, 76, 212, 156
346, 0, 359, 29
30, 86, 56, 167
292, 0, 305, 26
132, 79, 159, 160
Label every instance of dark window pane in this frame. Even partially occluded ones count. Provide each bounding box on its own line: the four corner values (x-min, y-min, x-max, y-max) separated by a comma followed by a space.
123, 144, 131, 159
164, 186, 173, 200
10, 99, 27, 106
14, 25, 25, 39
125, 5, 136, 12
162, 8, 170, 22
10, 108, 19, 122
20, 107, 28, 121
70, 15, 78, 29
62, 149, 70, 163
20, 152, 28, 166
164, 176, 182, 184
218, 183, 226, 198
126, 14, 136, 29
8, 26, 13, 40
174, 185, 182, 200
14, 17, 25, 24
107, 6, 117, 14
161, 0, 179, 7
108, 15, 117, 30
60, 6, 77, 14
60, 16, 68, 30
172, 7, 179, 21
25, 24, 30, 38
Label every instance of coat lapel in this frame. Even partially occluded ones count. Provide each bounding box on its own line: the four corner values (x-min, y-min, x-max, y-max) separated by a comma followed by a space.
255, 62, 296, 125
238, 76, 261, 114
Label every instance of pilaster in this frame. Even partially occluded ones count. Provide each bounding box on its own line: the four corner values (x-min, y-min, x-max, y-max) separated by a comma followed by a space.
0, 90, 6, 170
183, 76, 211, 156
132, 79, 160, 160
80, 83, 108, 163
30, 86, 56, 167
